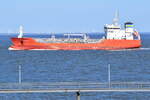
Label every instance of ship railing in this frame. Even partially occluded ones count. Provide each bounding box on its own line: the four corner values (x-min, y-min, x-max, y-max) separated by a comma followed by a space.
35, 38, 100, 43
64, 33, 86, 37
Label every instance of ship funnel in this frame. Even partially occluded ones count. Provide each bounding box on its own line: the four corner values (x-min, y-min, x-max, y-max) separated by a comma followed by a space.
113, 10, 119, 26
18, 25, 23, 38
124, 22, 134, 33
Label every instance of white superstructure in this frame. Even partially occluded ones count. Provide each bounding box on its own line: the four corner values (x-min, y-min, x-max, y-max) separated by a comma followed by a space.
104, 11, 140, 40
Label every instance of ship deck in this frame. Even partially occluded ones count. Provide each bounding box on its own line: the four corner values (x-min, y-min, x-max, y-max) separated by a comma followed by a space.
34, 38, 101, 43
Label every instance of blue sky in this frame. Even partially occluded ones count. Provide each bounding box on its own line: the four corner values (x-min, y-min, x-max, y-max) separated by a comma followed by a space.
0, 0, 150, 33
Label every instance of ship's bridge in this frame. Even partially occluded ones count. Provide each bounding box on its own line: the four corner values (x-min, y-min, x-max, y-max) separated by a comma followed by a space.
104, 24, 121, 29
104, 24, 125, 40
104, 24, 121, 34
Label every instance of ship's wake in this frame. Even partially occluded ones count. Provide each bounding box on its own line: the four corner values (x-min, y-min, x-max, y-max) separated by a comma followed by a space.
139, 48, 150, 50
110, 48, 150, 51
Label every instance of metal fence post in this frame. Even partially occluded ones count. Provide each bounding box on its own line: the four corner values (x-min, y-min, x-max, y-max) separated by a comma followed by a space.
76, 92, 80, 100
19, 65, 22, 84
108, 64, 111, 88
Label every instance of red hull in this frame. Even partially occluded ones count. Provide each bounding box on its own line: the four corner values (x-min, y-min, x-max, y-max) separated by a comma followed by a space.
9, 38, 141, 50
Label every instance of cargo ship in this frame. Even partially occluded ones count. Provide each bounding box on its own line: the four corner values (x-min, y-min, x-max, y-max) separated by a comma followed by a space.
9, 12, 141, 50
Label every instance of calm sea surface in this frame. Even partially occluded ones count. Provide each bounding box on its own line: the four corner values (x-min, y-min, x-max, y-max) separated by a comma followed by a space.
0, 33, 150, 100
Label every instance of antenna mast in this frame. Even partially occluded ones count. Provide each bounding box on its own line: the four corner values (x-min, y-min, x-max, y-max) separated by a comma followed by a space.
113, 10, 119, 26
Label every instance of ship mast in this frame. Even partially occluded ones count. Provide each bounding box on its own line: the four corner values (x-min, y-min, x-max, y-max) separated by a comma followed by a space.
113, 10, 119, 26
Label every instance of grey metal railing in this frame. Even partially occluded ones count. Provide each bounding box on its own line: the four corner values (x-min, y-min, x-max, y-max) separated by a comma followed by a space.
0, 82, 150, 90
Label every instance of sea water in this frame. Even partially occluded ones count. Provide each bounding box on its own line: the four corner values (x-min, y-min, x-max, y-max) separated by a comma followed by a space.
0, 33, 150, 100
